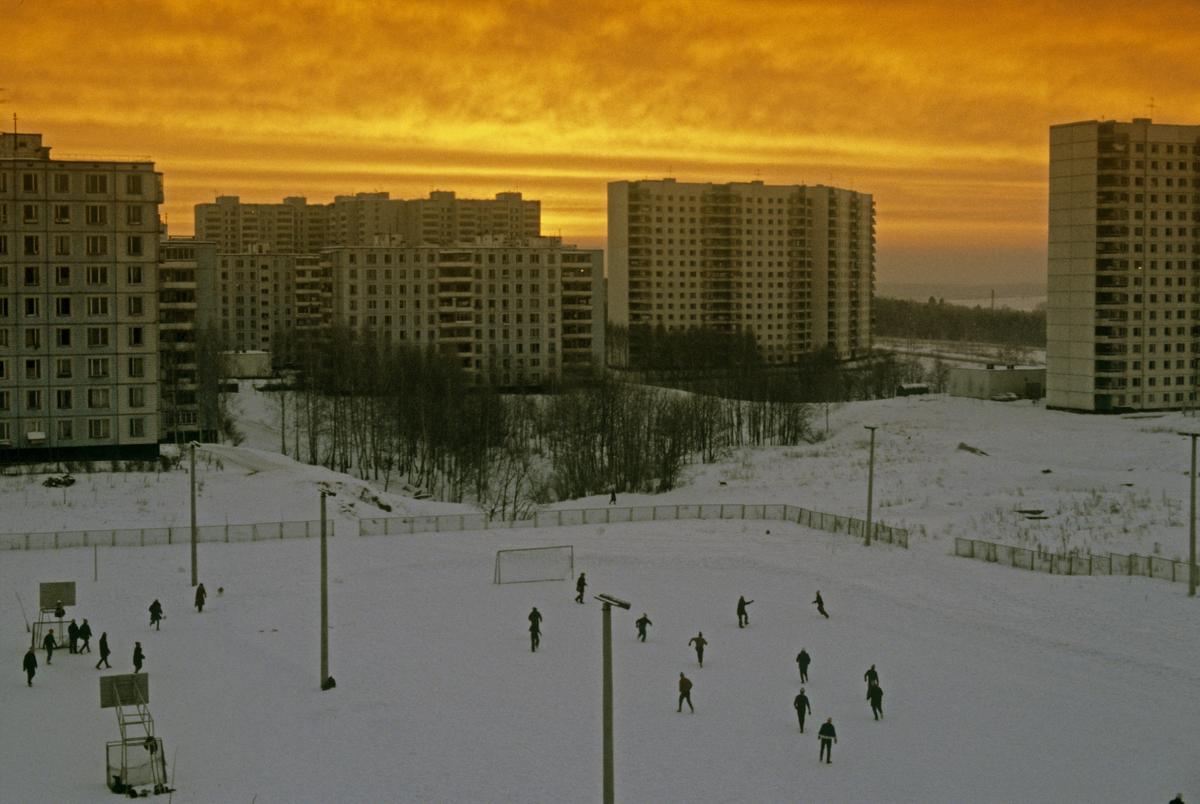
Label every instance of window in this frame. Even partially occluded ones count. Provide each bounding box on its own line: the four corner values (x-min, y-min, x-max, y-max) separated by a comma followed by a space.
22, 204, 39, 223
126, 205, 143, 225
56, 265, 71, 285
0, 422, 9, 443
0, 299, 7, 317
0, 359, 5, 378
55, 297, 72, 317
85, 235, 108, 256
128, 356, 144, 378
56, 389, 73, 410
87, 297, 110, 316
128, 386, 145, 407
56, 328, 71, 347
85, 174, 108, 194
57, 420, 73, 441
24, 297, 40, 317
0, 390, 8, 409
85, 204, 108, 225
53, 174, 70, 193
0, 235, 6, 255
86, 265, 109, 285
21, 173, 38, 193
127, 296, 144, 316
88, 418, 111, 439
87, 357, 110, 377
126, 235, 143, 256
55, 358, 72, 379
23, 235, 41, 255
0, 329, 6, 346
86, 327, 109, 347
128, 326, 143, 346
88, 388, 111, 409
26, 390, 42, 411
128, 417, 145, 438
127, 264, 143, 284
126, 174, 143, 195
54, 235, 71, 256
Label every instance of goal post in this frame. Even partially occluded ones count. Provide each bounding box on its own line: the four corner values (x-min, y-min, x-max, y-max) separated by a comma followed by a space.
494, 545, 575, 584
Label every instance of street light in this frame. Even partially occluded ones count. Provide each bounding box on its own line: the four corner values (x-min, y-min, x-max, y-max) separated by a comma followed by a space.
320, 487, 336, 689
595, 593, 631, 804
1179, 432, 1199, 597
863, 425, 877, 547
188, 441, 200, 586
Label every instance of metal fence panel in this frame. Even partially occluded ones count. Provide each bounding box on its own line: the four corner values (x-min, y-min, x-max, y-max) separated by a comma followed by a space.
227, 524, 254, 543
280, 521, 310, 539
558, 509, 584, 527
763, 504, 785, 520
1149, 556, 1174, 581
954, 538, 973, 558
56, 531, 86, 548
631, 506, 655, 522
0, 533, 24, 550
744, 505, 765, 520
698, 504, 722, 520
607, 507, 632, 523
653, 506, 676, 521
461, 513, 487, 531
583, 508, 608, 525
411, 516, 438, 534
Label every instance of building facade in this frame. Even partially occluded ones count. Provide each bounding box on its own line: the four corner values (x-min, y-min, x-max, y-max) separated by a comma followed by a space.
1047, 119, 1200, 412
323, 237, 603, 387
607, 179, 874, 364
1, 133, 163, 461
159, 237, 218, 442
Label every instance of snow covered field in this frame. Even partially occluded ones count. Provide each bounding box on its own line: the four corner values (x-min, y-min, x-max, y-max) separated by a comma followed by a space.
2, 392, 1200, 802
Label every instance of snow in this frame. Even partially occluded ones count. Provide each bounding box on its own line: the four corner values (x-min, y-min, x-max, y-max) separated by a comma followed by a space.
2, 390, 1199, 802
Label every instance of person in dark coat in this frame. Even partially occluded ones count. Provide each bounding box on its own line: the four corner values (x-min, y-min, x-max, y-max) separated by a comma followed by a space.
68, 619, 80, 654
736, 596, 753, 628
818, 717, 837, 764
864, 664, 879, 688
575, 573, 587, 604
78, 619, 92, 653
867, 683, 884, 720
608, 489, 617, 505
635, 613, 652, 642
132, 642, 144, 673
528, 607, 542, 652
813, 591, 829, 619
1169, 795, 1185, 804
194, 583, 207, 613
96, 632, 112, 669
793, 688, 812, 732
54, 601, 66, 619
688, 632, 707, 667
796, 648, 811, 682
42, 629, 57, 664
677, 672, 694, 712
23, 648, 38, 686
149, 600, 163, 630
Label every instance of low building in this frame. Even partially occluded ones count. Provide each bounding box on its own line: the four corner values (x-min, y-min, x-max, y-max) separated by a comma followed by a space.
948, 365, 1045, 400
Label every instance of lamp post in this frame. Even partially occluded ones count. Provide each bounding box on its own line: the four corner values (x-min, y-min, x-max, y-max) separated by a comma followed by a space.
189, 441, 199, 586
320, 487, 335, 688
1180, 432, 1199, 597
595, 593, 631, 804
864, 425, 877, 547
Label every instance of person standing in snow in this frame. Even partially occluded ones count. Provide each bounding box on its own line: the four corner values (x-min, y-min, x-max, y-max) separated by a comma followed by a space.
796, 648, 811, 682
68, 619, 80, 654
23, 647, 37, 686
609, 489, 617, 505
688, 632, 708, 667
95, 632, 112, 669
148, 599, 163, 630
132, 642, 144, 673
864, 664, 879, 688
194, 583, 207, 613
818, 717, 838, 764
78, 619, 92, 653
635, 613, 652, 642
812, 591, 829, 619
794, 688, 812, 732
528, 607, 543, 652
677, 672, 694, 713
42, 629, 57, 665
736, 596, 753, 628
575, 572, 587, 604
867, 683, 884, 720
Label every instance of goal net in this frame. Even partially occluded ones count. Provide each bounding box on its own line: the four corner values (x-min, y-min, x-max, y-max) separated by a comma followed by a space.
494, 545, 575, 584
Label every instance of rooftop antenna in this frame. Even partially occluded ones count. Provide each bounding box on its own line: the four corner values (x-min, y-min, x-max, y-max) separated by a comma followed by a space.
1147, 96, 1156, 119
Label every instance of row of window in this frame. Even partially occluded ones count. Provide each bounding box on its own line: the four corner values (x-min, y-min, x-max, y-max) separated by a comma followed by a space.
0, 296, 147, 318
0, 234, 146, 257
0, 325, 146, 350
0, 417, 147, 444
1, 172, 146, 196
0, 265, 147, 287
1, 203, 146, 226
0, 385, 147, 411
0, 356, 146, 380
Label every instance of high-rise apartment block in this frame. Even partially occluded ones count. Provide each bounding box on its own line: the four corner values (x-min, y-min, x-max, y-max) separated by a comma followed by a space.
324, 237, 603, 387
607, 179, 874, 363
1, 133, 163, 460
1047, 119, 1200, 412
215, 247, 330, 361
195, 190, 540, 252
159, 237, 218, 442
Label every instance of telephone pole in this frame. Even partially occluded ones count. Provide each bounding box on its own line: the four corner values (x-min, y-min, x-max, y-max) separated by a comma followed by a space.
864, 425, 878, 546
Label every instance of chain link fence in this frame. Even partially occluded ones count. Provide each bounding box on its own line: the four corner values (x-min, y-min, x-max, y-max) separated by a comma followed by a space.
954, 537, 1196, 585
0, 520, 334, 551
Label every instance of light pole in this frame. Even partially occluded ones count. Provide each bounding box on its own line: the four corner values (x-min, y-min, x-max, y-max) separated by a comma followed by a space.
1180, 432, 1199, 597
595, 593, 631, 804
864, 425, 877, 547
320, 487, 335, 688
189, 441, 200, 586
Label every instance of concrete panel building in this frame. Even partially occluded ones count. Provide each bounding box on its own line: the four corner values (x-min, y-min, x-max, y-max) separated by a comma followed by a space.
159, 237, 218, 442
607, 179, 874, 365
323, 237, 603, 387
1, 133, 163, 461
1047, 118, 1200, 412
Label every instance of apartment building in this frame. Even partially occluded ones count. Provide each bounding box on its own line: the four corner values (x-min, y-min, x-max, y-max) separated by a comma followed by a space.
159, 237, 218, 442
1, 132, 163, 461
195, 190, 540, 251
607, 179, 874, 364
1047, 119, 1200, 412
324, 237, 603, 387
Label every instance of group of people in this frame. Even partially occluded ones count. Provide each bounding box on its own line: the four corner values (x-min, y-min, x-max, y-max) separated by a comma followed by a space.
22, 584, 210, 687
790, 655, 885, 763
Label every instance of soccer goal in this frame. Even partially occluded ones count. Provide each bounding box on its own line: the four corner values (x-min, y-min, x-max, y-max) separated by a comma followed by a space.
494, 545, 575, 584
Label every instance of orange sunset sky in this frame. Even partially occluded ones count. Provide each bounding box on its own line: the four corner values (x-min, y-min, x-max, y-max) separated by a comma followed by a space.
6, 0, 1199, 286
